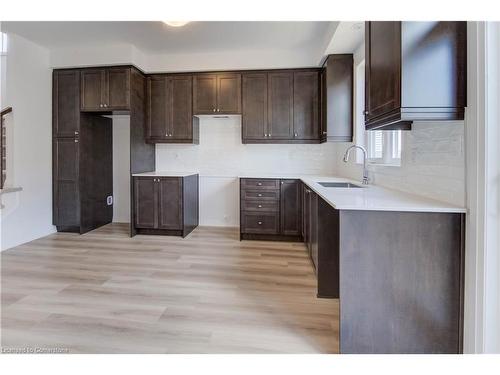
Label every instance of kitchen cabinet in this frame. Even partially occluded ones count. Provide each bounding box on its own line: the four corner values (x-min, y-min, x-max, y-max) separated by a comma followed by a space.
242, 70, 324, 144
54, 66, 154, 236
146, 74, 199, 144
52, 116, 113, 234
239, 178, 302, 241
322, 54, 353, 142
135, 177, 182, 230
293, 71, 319, 140
81, 67, 131, 111
53, 69, 113, 234
193, 73, 241, 114
365, 21, 467, 130
241, 73, 268, 141
267, 72, 294, 139
53, 70, 81, 137
133, 174, 199, 237
302, 184, 318, 270
280, 179, 302, 236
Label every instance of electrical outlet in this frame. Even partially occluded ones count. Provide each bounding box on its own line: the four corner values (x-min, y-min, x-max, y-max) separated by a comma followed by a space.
107, 196, 113, 206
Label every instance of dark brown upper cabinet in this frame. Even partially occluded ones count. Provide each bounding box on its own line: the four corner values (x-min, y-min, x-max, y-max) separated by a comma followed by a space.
193, 73, 241, 114
293, 71, 319, 140
242, 73, 268, 141
322, 54, 354, 142
267, 72, 294, 139
242, 70, 323, 144
365, 21, 467, 130
146, 74, 199, 144
81, 67, 130, 111
53, 70, 81, 137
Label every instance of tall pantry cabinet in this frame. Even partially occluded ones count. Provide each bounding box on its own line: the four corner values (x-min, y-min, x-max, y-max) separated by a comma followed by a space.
52, 69, 113, 233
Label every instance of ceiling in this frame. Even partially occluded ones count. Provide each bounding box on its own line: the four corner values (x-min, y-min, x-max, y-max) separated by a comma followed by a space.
1, 21, 334, 55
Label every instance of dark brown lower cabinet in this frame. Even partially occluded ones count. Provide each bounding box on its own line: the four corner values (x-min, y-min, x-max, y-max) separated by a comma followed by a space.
239, 178, 302, 241
338, 210, 465, 354
133, 174, 199, 237
301, 185, 465, 353
302, 184, 318, 270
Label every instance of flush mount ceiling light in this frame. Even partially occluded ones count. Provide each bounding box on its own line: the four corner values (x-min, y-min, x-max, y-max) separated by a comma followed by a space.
162, 21, 190, 27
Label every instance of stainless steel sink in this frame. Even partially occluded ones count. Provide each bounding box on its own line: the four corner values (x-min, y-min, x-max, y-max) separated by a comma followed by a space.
318, 182, 363, 188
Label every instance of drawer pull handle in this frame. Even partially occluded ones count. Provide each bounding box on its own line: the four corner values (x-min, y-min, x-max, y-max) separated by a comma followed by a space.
258, 194, 262, 197
258, 221, 262, 225
257, 182, 262, 186
258, 205, 262, 208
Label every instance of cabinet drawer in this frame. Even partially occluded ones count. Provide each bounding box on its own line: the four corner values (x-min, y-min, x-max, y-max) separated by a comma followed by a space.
241, 200, 279, 212
241, 178, 280, 190
241, 213, 279, 234
242, 189, 280, 201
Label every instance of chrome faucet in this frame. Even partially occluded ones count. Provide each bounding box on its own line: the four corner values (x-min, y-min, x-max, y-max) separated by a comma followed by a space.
343, 145, 369, 185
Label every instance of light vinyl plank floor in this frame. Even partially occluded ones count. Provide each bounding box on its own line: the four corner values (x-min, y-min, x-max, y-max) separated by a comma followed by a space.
1, 224, 339, 353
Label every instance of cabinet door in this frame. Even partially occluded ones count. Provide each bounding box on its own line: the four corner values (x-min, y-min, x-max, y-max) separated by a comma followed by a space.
303, 186, 312, 255
217, 73, 241, 113
268, 72, 293, 139
293, 71, 319, 140
53, 137, 79, 227
170, 75, 193, 140
146, 76, 168, 140
53, 70, 81, 137
106, 68, 130, 110
302, 184, 310, 242
242, 73, 268, 141
81, 69, 105, 111
325, 55, 354, 142
134, 177, 158, 229
310, 191, 318, 271
158, 177, 183, 230
193, 74, 217, 114
365, 22, 401, 120
280, 179, 302, 236
319, 68, 327, 142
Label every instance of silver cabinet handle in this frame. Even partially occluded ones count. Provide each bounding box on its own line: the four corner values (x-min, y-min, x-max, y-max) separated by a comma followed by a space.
104, 104, 108, 108
99, 104, 103, 108
294, 132, 298, 137
258, 194, 262, 197
217, 108, 220, 112
258, 221, 262, 225
323, 131, 327, 135
74, 139, 79, 143
258, 205, 262, 208
74, 131, 79, 135
257, 182, 262, 186
213, 108, 216, 112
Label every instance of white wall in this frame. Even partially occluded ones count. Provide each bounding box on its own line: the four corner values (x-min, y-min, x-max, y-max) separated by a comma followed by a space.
156, 116, 337, 226
0, 33, 54, 251
112, 115, 130, 223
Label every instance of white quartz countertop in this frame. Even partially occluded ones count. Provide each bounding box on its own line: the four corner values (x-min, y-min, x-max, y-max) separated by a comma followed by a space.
132, 171, 198, 177
240, 174, 467, 213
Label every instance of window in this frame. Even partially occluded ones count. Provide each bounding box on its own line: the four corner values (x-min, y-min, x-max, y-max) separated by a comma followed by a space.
366, 130, 402, 165
0, 32, 7, 55
354, 58, 402, 166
